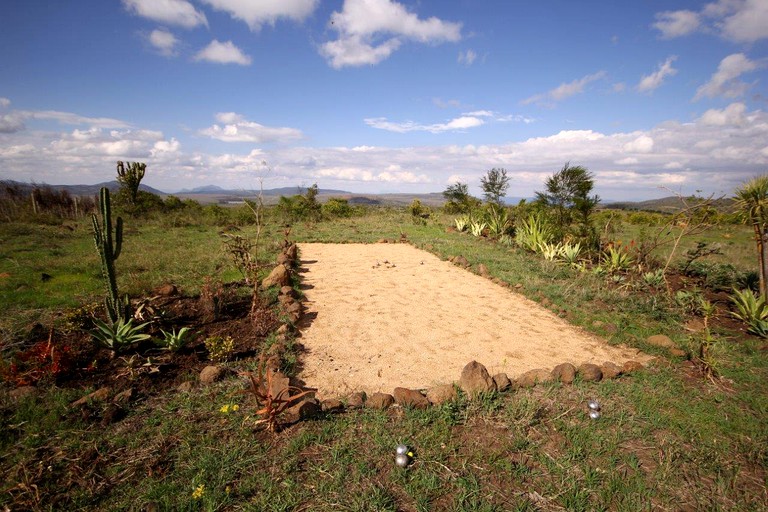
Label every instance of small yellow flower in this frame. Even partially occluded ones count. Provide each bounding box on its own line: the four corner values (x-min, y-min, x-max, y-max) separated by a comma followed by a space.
220, 404, 230, 413
232, 404, 239, 412
192, 484, 205, 500
225, 485, 231, 494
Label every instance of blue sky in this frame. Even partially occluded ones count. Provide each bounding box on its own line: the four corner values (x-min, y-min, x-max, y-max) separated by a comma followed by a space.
1, 0, 767, 200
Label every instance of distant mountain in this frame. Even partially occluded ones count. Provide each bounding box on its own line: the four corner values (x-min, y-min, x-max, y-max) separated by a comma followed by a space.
1, 179, 166, 197
605, 195, 735, 213
176, 185, 352, 196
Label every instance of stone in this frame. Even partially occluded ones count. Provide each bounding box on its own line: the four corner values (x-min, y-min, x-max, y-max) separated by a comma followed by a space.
492, 373, 512, 392
276, 324, 292, 336
154, 284, 178, 297
262, 265, 290, 289
578, 363, 603, 382
285, 301, 302, 316
177, 381, 195, 393
393, 387, 430, 409
268, 370, 291, 398
72, 386, 111, 407
8, 385, 37, 401
100, 404, 126, 426
516, 369, 552, 388
622, 360, 644, 373
459, 361, 497, 398
647, 334, 676, 349
366, 392, 395, 410
515, 283, 523, 289
426, 384, 457, 405
600, 362, 622, 380
199, 365, 225, 385
670, 348, 688, 358
280, 286, 297, 298
345, 391, 366, 409
113, 388, 133, 403
377, 238, 389, 243
551, 363, 577, 384
286, 243, 298, 261
284, 398, 321, 424
276, 253, 291, 266
321, 399, 345, 413
477, 264, 490, 277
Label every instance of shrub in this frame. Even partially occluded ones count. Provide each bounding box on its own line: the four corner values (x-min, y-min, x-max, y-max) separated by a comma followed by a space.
204, 335, 235, 362
322, 198, 356, 218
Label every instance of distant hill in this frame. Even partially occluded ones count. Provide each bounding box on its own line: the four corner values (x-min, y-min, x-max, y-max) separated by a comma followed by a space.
1, 179, 166, 197
177, 185, 352, 196
605, 195, 735, 213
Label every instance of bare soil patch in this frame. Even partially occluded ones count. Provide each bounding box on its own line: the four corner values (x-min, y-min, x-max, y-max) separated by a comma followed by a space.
296, 243, 650, 397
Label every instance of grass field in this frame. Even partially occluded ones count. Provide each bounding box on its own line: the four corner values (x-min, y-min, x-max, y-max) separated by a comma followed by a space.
1, 206, 766, 511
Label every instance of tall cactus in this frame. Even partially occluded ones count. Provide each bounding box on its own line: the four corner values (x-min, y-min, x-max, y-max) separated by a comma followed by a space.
92, 187, 129, 324
116, 161, 146, 205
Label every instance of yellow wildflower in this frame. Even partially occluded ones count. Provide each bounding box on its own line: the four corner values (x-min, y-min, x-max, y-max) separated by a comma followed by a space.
220, 404, 230, 413
192, 484, 205, 500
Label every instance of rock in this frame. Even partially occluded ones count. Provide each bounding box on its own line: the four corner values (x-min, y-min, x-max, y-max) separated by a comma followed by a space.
647, 334, 676, 349
600, 362, 622, 380
377, 238, 389, 243
453, 256, 469, 267
477, 264, 490, 277
459, 361, 497, 398
154, 284, 178, 297
276, 324, 292, 336
540, 298, 551, 307
492, 373, 512, 392
284, 398, 321, 424
366, 392, 395, 410
684, 319, 705, 333
280, 286, 297, 298
426, 384, 457, 405
199, 365, 225, 385
113, 388, 133, 403
177, 381, 195, 393
670, 348, 688, 358
286, 243, 298, 261
268, 371, 291, 398
285, 301, 302, 316
551, 363, 577, 384
262, 265, 290, 288
578, 363, 603, 382
516, 369, 552, 388
345, 391, 367, 409
515, 283, 523, 289
321, 399, 345, 413
72, 386, 111, 407
100, 404, 126, 426
622, 360, 644, 373
276, 253, 291, 266
393, 387, 430, 409
8, 385, 37, 401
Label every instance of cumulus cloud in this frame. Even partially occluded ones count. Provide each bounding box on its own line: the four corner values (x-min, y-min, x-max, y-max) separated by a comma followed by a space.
698, 102, 747, 126
149, 28, 179, 57
320, 0, 461, 68
694, 53, 762, 100
199, 112, 303, 143
122, 0, 207, 28
653, 0, 768, 42
0, 107, 130, 133
458, 49, 476, 66
199, 0, 318, 30
194, 40, 252, 65
637, 56, 678, 92
522, 71, 607, 107
365, 111, 530, 133
0, 97, 10, 108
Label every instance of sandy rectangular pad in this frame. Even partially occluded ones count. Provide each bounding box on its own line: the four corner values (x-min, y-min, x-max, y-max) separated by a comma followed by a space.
296, 243, 647, 398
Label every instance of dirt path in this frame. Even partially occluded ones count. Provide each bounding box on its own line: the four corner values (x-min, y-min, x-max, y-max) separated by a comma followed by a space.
296, 243, 648, 398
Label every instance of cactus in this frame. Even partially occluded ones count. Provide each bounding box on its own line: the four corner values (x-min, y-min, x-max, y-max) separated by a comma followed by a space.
116, 161, 146, 204
91, 187, 129, 324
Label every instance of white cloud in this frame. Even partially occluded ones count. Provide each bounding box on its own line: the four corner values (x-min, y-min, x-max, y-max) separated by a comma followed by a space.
122, 0, 207, 28
612, 82, 627, 93
199, 112, 303, 143
637, 56, 678, 92
194, 40, 252, 66
199, 0, 318, 30
652, 0, 768, 42
694, 53, 762, 100
365, 115, 484, 133
0, 97, 10, 108
320, 0, 461, 68
652, 10, 700, 38
0, 112, 25, 133
149, 28, 179, 57
458, 49, 477, 66
698, 102, 747, 125
623, 135, 655, 153
522, 71, 607, 107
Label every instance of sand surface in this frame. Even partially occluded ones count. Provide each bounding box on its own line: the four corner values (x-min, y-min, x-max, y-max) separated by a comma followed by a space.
296, 243, 648, 398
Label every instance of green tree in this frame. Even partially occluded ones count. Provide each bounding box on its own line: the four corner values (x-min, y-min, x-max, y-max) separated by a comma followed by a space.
734, 174, 768, 299
116, 161, 146, 205
480, 168, 510, 206
536, 162, 599, 242
442, 181, 479, 213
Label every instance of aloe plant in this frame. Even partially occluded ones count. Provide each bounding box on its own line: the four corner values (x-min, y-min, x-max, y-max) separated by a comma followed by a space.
516, 213, 553, 252
469, 221, 487, 237
730, 288, 768, 337
91, 317, 150, 354
92, 187, 130, 324
158, 327, 195, 352
454, 215, 469, 232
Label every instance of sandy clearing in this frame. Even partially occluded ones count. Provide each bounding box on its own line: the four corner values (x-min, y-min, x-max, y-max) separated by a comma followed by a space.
295, 243, 649, 398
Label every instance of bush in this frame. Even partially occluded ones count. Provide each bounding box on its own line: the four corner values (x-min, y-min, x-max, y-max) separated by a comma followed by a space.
322, 198, 356, 218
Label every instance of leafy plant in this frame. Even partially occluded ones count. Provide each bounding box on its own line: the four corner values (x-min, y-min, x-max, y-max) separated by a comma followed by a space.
480, 168, 510, 206
454, 215, 469, 232
116, 160, 146, 205
730, 288, 768, 337
558, 241, 582, 266
204, 335, 235, 362
90, 317, 150, 354
158, 327, 195, 352
485, 204, 511, 238
538, 242, 562, 261
693, 298, 719, 378
641, 269, 665, 289
240, 368, 315, 432
602, 245, 633, 273
516, 213, 553, 252
675, 289, 705, 315
469, 221, 487, 237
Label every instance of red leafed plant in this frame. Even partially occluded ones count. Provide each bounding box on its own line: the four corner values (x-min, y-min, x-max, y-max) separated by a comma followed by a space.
2, 330, 74, 386
240, 366, 314, 432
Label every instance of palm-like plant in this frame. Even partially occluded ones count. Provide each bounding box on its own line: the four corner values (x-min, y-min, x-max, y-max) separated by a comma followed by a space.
91, 317, 150, 355
734, 175, 768, 299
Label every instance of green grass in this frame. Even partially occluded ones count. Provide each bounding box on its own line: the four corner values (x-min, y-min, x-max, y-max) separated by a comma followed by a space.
1, 207, 766, 510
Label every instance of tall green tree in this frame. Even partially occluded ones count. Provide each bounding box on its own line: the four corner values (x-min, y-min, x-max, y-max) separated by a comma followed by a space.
442, 181, 479, 213
536, 162, 599, 242
116, 161, 146, 205
734, 174, 768, 299
480, 168, 510, 206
